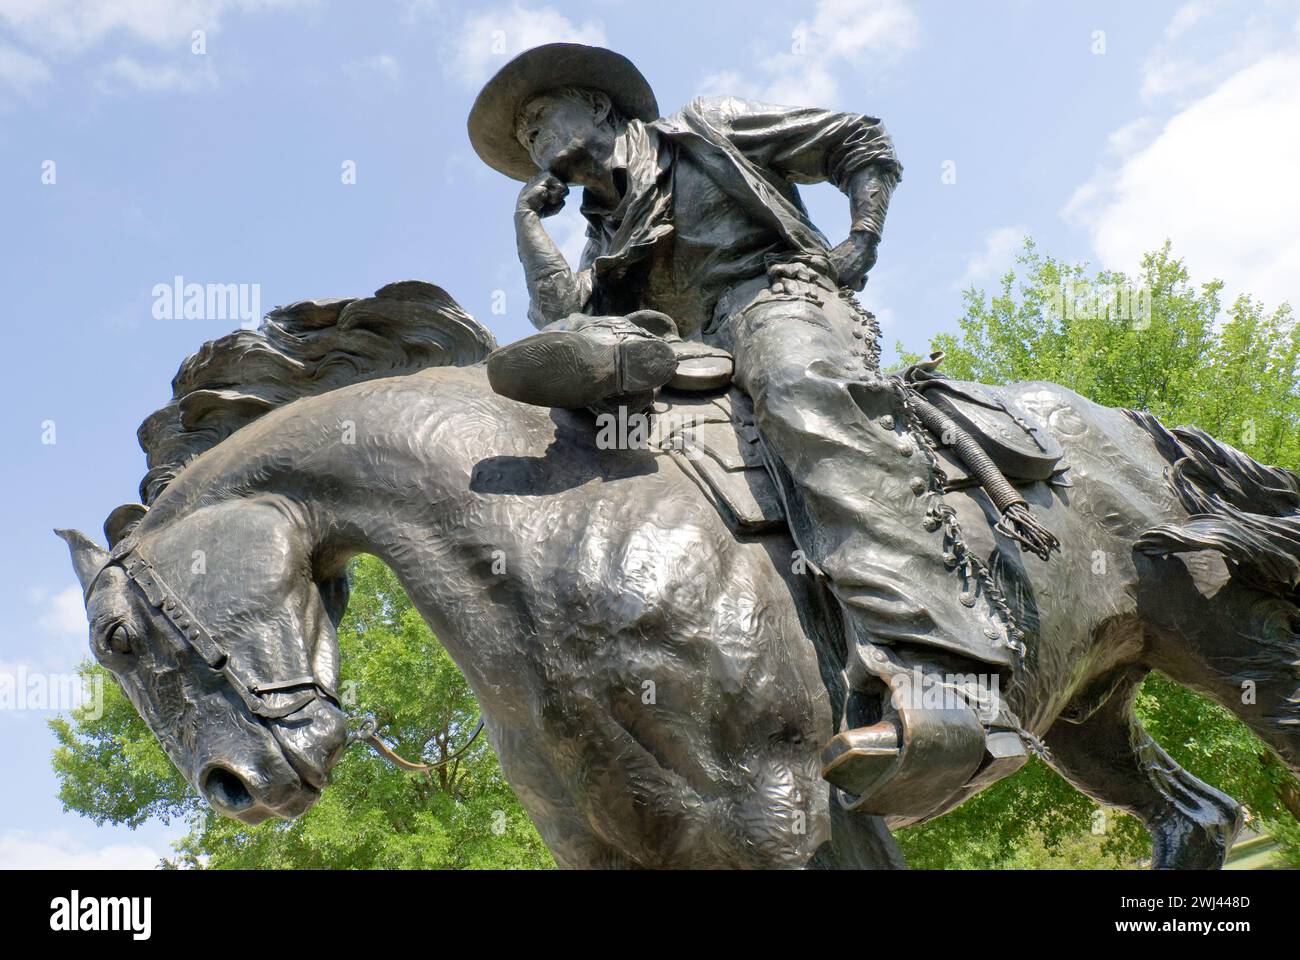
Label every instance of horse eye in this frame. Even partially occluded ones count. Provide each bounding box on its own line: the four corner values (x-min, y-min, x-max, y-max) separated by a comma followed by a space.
106, 623, 134, 656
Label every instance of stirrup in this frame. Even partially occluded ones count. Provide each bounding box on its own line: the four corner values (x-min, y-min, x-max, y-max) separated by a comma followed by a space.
823, 702, 987, 820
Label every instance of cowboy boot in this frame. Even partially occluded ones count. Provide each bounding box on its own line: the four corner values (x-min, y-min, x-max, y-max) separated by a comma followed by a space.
486, 310, 680, 411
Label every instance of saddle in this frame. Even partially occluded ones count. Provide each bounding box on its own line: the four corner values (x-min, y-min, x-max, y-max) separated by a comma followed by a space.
656, 356, 1068, 538
653, 388, 786, 536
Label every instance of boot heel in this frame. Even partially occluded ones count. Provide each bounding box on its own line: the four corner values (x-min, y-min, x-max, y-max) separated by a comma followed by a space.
822, 706, 988, 819
617, 338, 678, 394
821, 722, 902, 799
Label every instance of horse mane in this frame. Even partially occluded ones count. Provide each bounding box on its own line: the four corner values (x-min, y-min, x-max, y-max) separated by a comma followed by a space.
134, 280, 496, 507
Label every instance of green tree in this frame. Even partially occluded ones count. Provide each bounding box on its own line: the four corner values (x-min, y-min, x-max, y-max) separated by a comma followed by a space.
895, 240, 1300, 868
50, 555, 554, 869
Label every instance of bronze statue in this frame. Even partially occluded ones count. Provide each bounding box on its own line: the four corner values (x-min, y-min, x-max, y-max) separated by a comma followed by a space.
55, 47, 1300, 869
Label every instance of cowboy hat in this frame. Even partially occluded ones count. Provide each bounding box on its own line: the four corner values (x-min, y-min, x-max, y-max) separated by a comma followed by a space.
467, 43, 658, 181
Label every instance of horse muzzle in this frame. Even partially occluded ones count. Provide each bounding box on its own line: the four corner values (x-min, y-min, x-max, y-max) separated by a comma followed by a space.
197, 757, 320, 824
268, 698, 350, 791
196, 700, 346, 824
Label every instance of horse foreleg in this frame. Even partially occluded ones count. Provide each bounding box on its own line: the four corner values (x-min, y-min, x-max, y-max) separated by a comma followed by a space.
1044, 668, 1243, 869
807, 791, 909, 869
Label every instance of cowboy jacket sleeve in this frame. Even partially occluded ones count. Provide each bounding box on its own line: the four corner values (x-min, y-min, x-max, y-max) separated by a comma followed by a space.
696, 96, 903, 239
522, 226, 597, 329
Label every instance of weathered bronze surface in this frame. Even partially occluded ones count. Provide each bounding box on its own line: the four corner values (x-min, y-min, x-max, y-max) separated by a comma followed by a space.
56, 45, 1300, 869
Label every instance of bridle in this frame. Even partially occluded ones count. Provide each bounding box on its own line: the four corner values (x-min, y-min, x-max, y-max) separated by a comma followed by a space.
85, 536, 339, 721
87, 533, 483, 773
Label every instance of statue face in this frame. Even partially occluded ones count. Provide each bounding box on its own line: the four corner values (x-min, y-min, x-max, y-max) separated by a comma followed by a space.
515, 90, 611, 180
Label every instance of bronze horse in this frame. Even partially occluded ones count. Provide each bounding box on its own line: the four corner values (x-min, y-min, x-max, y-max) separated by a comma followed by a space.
57, 283, 1300, 868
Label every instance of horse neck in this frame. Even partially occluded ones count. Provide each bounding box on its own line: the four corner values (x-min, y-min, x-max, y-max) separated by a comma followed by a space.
321, 433, 482, 636
182, 372, 520, 665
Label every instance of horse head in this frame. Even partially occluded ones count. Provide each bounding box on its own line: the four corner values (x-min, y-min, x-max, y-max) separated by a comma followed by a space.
57, 494, 349, 824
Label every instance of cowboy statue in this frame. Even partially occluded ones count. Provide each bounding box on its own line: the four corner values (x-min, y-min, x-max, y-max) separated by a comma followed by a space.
469, 43, 1048, 818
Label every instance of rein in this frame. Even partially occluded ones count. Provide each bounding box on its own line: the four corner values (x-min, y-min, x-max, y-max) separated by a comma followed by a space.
349, 716, 486, 773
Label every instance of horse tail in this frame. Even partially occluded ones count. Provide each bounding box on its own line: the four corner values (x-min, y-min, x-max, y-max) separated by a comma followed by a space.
135, 281, 496, 506
1126, 409, 1300, 600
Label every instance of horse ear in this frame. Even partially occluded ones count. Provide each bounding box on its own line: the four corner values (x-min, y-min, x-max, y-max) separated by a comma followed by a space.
104, 503, 149, 547
54, 528, 110, 593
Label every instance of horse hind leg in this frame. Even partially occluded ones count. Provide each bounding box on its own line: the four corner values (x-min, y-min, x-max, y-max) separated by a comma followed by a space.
1044, 668, 1242, 869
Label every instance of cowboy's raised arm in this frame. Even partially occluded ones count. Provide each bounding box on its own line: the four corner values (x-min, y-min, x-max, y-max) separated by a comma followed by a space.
696, 96, 903, 286
515, 173, 596, 328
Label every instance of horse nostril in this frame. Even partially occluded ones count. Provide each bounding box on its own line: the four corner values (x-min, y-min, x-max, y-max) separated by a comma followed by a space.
202, 766, 254, 812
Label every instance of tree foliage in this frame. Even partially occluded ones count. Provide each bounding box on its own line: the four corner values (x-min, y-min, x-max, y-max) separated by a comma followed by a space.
50, 555, 554, 869
895, 240, 1300, 867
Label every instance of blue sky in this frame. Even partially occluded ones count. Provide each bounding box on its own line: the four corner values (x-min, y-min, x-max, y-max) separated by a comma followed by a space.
2, 0, 1298, 867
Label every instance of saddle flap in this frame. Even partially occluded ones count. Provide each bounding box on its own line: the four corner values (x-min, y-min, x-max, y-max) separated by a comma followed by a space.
655, 389, 786, 536
916, 379, 1065, 482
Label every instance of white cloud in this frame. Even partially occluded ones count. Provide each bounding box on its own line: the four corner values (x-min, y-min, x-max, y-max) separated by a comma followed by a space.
1104, 117, 1155, 157
755, 58, 839, 109
344, 53, 400, 85
1139, 3, 1282, 102
0, 43, 49, 94
1066, 52, 1300, 309
1165, 0, 1222, 41
700, 0, 920, 106
0, 0, 311, 93
17, 585, 89, 674
811, 0, 920, 61
36, 586, 87, 639
1140, 42, 1258, 102
0, 830, 163, 869
957, 225, 1028, 291
399, 0, 440, 21
862, 263, 898, 332
0, 0, 312, 55
1066, 3, 1300, 309
98, 55, 219, 94
696, 70, 745, 99
444, 4, 606, 88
